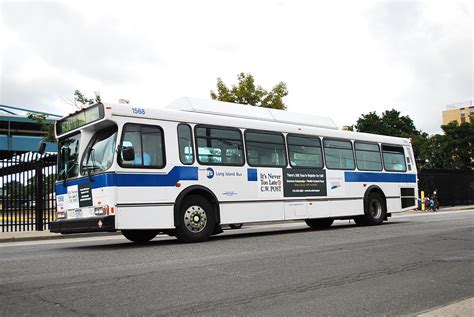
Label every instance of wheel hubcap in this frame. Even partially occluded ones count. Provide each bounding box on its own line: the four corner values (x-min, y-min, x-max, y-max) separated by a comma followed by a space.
184, 205, 207, 233
369, 199, 382, 219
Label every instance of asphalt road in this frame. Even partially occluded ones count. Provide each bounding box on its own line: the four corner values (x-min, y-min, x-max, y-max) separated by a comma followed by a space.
1, 211, 473, 316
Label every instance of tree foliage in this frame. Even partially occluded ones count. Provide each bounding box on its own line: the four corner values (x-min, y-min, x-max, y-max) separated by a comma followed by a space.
210, 73, 288, 110
74, 90, 101, 108
425, 121, 474, 169
353, 109, 420, 137
26, 113, 56, 142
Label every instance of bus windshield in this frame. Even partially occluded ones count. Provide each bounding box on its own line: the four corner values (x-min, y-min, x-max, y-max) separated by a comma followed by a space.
58, 133, 81, 180
81, 126, 118, 175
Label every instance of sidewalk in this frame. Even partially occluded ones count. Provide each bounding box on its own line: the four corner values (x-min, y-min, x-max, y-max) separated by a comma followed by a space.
0, 230, 120, 243
417, 297, 473, 317
1, 204, 472, 243
401, 204, 474, 215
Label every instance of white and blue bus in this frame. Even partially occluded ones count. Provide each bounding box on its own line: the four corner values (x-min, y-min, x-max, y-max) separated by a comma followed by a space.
50, 98, 418, 243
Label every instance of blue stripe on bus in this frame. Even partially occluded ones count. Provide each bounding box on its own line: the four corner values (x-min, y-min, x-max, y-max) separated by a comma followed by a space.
56, 166, 199, 195
345, 172, 416, 183
247, 168, 257, 181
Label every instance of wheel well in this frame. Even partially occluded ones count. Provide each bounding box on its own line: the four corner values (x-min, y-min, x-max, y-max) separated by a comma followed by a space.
364, 186, 387, 210
174, 186, 220, 227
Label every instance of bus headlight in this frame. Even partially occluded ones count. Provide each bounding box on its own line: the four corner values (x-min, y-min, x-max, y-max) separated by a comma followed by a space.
57, 211, 66, 219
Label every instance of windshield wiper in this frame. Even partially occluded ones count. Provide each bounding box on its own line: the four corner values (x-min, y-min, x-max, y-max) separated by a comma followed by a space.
83, 148, 97, 181
62, 161, 78, 186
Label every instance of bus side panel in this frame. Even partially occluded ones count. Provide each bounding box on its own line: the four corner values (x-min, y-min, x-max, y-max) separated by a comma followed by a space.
307, 200, 329, 219
116, 205, 174, 229
329, 199, 363, 217
386, 197, 401, 213
326, 170, 364, 217
284, 201, 308, 220
220, 201, 284, 224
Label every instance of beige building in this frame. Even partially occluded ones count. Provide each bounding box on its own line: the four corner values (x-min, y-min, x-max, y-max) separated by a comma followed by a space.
442, 100, 474, 125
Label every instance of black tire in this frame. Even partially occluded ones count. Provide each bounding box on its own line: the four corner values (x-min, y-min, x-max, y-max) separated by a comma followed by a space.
229, 223, 243, 229
305, 218, 334, 229
175, 195, 216, 243
122, 230, 159, 243
354, 191, 386, 226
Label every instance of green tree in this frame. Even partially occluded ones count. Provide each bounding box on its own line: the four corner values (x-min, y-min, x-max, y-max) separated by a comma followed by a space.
426, 121, 474, 169
352, 111, 384, 134
210, 73, 288, 110
352, 109, 429, 168
26, 113, 55, 142
74, 90, 101, 108
354, 109, 420, 137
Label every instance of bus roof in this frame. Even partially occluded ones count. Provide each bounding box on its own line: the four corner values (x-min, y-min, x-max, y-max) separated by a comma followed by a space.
101, 98, 411, 147
167, 97, 339, 130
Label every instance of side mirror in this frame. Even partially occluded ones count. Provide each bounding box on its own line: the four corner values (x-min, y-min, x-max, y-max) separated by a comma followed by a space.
121, 146, 135, 161
61, 146, 70, 161
38, 142, 46, 154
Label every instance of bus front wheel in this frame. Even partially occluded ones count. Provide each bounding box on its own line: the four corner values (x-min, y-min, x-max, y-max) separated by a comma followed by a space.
176, 195, 216, 243
122, 230, 159, 243
305, 218, 334, 229
354, 192, 386, 226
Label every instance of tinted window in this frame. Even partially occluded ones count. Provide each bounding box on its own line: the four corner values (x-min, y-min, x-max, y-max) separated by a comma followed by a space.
178, 124, 194, 164
355, 142, 382, 171
120, 124, 165, 168
323, 139, 355, 170
245, 131, 287, 167
382, 145, 406, 172
287, 135, 323, 168
195, 126, 244, 165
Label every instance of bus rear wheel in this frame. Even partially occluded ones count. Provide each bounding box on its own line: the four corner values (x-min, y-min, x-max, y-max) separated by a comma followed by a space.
354, 192, 386, 226
305, 218, 334, 229
176, 195, 216, 243
122, 230, 159, 243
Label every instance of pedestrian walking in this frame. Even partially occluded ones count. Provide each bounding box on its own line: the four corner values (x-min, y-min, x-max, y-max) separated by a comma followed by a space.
424, 196, 430, 211
429, 195, 435, 212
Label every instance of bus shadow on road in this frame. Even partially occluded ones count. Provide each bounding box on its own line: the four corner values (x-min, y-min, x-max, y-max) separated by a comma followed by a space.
68, 221, 406, 251
68, 236, 181, 251
214, 221, 404, 242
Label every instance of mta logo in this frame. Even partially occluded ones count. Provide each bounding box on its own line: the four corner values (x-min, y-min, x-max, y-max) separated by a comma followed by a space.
206, 167, 215, 179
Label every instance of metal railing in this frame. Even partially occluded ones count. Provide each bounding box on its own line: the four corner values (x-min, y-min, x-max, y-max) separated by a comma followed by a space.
1, 152, 57, 232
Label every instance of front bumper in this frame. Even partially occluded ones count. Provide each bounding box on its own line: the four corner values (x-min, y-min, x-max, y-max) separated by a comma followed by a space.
50, 215, 116, 234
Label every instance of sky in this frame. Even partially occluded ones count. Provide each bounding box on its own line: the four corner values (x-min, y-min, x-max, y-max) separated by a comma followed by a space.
0, 0, 472, 134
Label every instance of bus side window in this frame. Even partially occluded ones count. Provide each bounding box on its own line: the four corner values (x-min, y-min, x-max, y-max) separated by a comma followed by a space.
120, 124, 165, 168
382, 145, 406, 172
287, 134, 323, 168
245, 131, 287, 167
178, 124, 194, 164
195, 126, 244, 166
355, 142, 382, 171
323, 139, 355, 170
